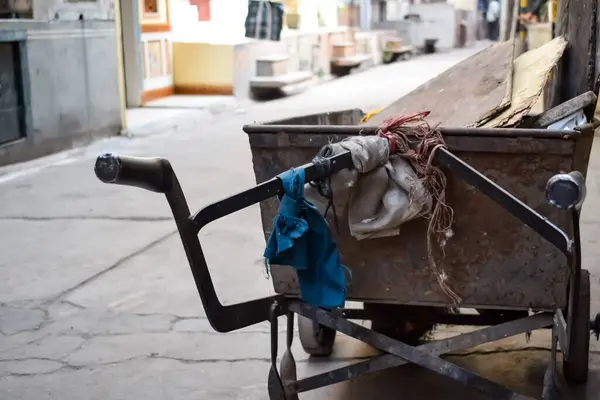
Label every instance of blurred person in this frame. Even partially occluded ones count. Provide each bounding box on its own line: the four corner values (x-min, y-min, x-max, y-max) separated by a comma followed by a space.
477, 0, 488, 40
486, 0, 501, 41
519, 0, 548, 24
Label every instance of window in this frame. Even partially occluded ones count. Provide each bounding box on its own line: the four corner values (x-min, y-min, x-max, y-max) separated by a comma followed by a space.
144, 0, 158, 14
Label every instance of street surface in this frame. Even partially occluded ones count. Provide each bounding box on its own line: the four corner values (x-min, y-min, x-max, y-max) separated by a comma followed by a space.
1, 43, 600, 399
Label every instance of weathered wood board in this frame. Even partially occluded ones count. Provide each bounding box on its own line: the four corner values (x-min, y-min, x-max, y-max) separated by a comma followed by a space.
482, 36, 568, 128
368, 40, 516, 128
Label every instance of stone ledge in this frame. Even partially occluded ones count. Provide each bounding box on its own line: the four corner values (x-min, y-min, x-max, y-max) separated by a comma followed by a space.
250, 71, 313, 88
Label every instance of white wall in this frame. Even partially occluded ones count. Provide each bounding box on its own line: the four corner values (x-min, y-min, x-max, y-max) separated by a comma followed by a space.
409, 2, 456, 49
447, 0, 476, 11
386, 0, 410, 21
33, 0, 115, 20
170, 0, 342, 44
170, 0, 247, 44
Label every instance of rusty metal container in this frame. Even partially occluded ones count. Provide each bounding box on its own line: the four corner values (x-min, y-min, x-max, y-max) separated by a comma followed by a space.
246, 109, 588, 311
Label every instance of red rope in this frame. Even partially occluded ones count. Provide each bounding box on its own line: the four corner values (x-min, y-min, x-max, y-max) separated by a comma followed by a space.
376, 111, 431, 155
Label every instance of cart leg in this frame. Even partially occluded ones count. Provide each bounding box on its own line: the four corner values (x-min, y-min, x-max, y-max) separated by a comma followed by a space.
267, 303, 286, 400
542, 325, 560, 400
280, 312, 299, 400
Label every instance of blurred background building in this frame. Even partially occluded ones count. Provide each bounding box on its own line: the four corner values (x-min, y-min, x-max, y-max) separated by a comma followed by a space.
0, 0, 482, 166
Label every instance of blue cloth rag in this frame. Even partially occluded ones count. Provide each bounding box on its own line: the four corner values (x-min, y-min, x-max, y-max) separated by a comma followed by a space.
264, 168, 348, 309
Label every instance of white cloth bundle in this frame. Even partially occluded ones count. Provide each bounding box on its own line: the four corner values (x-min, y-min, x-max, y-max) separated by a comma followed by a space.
305, 136, 432, 240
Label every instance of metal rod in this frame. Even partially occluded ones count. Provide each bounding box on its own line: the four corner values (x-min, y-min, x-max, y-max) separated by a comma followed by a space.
343, 308, 529, 326
192, 151, 353, 231
290, 313, 553, 394
242, 124, 579, 139
434, 147, 573, 257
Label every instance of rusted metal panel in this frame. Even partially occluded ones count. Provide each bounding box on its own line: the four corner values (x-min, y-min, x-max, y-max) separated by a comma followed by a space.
248, 115, 577, 310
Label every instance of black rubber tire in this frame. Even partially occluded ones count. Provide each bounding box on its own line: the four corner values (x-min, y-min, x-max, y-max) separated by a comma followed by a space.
563, 269, 591, 384
297, 315, 336, 357
367, 304, 436, 345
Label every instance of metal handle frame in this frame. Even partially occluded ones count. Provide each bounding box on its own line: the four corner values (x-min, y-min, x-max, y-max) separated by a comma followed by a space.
94, 146, 579, 336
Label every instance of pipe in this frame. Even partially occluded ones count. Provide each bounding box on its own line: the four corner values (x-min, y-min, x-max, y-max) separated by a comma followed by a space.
242, 124, 580, 139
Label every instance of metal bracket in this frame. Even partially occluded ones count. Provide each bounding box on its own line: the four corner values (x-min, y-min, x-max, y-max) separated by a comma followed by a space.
288, 311, 553, 395
289, 301, 544, 399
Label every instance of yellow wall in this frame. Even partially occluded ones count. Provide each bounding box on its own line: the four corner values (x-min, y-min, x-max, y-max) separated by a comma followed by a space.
172, 42, 234, 94
113, 0, 127, 129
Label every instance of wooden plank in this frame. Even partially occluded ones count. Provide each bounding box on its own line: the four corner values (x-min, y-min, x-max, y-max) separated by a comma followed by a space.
554, 0, 598, 180
368, 40, 516, 128
533, 90, 597, 127
483, 36, 568, 127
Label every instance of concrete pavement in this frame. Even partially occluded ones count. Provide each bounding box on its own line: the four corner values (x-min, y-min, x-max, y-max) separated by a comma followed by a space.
1, 44, 600, 399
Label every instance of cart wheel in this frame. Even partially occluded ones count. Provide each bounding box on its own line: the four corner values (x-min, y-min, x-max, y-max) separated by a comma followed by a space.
367, 304, 436, 345
297, 315, 336, 357
563, 269, 591, 385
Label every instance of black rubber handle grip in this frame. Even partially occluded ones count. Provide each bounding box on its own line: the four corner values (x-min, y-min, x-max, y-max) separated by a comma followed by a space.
94, 153, 172, 193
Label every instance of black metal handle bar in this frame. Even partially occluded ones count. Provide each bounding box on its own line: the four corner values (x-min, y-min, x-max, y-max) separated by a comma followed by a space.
93, 151, 353, 333
95, 153, 172, 193
94, 145, 572, 333
192, 151, 353, 230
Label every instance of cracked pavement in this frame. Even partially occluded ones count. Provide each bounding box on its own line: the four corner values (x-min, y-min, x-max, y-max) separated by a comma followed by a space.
1, 45, 600, 399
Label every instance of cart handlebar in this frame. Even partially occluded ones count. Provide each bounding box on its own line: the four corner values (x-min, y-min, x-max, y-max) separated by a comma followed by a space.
92, 151, 354, 334
94, 153, 172, 193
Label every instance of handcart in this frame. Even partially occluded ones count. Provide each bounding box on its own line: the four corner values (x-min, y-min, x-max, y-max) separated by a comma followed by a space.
94, 104, 600, 399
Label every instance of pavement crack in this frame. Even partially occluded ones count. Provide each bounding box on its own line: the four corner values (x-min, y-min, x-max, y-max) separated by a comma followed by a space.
149, 355, 373, 365
0, 216, 172, 222
60, 300, 87, 310
150, 355, 272, 364
447, 347, 553, 357
48, 229, 178, 303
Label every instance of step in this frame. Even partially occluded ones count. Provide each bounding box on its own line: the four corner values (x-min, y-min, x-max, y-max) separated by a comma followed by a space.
256, 54, 291, 78
250, 70, 313, 88
387, 45, 414, 55
332, 42, 355, 58
331, 54, 371, 67
385, 38, 405, 52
